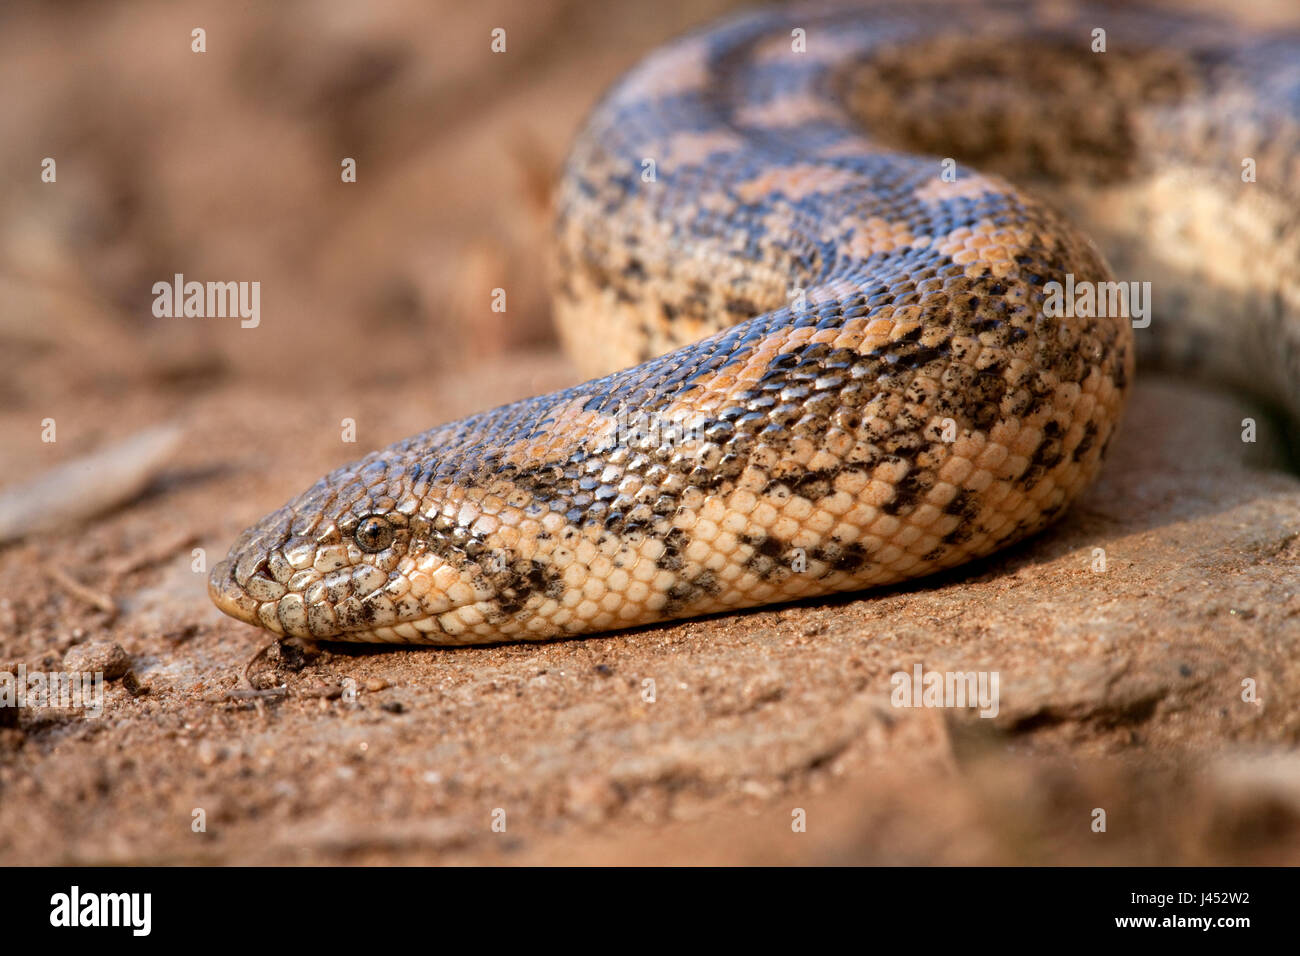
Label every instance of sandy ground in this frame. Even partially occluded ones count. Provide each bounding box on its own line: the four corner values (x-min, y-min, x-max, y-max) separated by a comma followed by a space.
1, 0, 1299, 865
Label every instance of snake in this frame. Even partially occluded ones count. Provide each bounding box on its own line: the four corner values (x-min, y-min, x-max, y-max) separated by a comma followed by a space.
209, 0, 1300, 645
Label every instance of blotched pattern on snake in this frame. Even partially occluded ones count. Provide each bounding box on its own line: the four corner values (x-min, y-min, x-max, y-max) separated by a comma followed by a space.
209, 0, 1300, 644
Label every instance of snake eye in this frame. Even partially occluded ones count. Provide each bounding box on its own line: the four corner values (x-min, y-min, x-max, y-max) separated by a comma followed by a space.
354, 515, 395, 553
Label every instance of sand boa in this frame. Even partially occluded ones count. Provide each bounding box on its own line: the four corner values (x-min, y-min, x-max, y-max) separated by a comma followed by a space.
209, 0, 1300, 644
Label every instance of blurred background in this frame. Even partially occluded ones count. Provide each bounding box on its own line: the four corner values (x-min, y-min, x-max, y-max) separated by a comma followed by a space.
1, 0, 1294, 451
0, 0, 757, 418
1, 0, 1298, 866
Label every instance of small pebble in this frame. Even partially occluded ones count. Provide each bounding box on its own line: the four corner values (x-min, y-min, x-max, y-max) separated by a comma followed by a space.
301, 682, 343, 700
63, 641, 130, 681
365, 678, 389, 692
122, 670, 150, 697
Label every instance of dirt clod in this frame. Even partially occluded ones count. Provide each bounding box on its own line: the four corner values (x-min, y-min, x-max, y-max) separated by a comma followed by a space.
63, 642, 130, 681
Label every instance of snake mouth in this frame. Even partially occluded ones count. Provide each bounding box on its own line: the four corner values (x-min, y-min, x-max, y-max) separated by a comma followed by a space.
208, 555, 473, 644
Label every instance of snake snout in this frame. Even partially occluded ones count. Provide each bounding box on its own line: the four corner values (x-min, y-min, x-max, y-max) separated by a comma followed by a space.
208, 557, 261, 626
208, 506, 305, 633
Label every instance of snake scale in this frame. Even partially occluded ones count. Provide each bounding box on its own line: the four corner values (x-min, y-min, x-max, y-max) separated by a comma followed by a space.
210, 0, 1300, 644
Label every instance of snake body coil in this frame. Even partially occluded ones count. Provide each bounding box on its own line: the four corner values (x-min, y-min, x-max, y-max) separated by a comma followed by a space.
210, 0, 1300, 644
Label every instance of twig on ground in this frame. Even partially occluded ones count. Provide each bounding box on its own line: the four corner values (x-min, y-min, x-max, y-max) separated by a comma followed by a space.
43, 565, 118, 622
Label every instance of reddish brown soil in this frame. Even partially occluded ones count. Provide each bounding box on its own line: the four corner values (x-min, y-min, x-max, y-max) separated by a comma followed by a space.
1, 0, 1297, 865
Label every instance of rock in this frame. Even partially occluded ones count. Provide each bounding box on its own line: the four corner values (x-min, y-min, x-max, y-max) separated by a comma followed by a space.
63, 642, 130, 681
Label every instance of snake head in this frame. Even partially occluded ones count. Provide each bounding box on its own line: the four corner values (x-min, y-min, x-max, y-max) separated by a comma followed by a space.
208, 452, 493, 643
